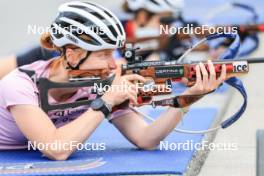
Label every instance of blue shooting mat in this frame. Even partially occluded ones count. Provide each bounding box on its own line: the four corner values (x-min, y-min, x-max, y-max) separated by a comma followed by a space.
0, 107, 217, 176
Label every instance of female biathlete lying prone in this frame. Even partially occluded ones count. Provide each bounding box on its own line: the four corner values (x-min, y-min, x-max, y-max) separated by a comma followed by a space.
0, 1, 227, 160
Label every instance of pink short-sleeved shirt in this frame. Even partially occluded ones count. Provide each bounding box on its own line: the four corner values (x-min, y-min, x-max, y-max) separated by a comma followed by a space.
0, 60, 132, 149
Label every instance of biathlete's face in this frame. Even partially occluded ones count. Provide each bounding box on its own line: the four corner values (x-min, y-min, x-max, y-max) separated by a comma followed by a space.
135, 10, 173, 28
65, 47, 117, 71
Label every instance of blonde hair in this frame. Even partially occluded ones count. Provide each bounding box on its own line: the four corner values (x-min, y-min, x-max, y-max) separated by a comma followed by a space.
40, 32, 64, 71
40, 32, 61, 52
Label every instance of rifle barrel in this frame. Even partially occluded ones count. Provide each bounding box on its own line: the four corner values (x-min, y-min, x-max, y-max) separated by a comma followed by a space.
200, 58, 264, 64
245, 58, 264, 64
122, 57, 264, 70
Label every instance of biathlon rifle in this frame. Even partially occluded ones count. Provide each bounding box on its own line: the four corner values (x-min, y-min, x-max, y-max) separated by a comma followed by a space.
119, 43, 263, 107
111, 39, 264, 132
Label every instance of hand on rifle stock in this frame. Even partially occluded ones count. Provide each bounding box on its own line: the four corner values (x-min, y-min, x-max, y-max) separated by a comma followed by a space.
181, 60, 227, 96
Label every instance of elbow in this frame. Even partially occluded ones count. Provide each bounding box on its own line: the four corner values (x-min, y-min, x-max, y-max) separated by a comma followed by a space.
134, 139, 159, 150
134, 127, 165, 150
132, 129, 162, 150
44, 149, 71, 161
51, 152, 70, 161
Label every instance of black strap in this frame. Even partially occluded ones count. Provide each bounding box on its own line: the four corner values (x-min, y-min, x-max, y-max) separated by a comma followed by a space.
66, 51, 91, 70
37, 76, 114, 112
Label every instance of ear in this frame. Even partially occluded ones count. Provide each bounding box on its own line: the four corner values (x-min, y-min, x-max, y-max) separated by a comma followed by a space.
65, 48, 78, 66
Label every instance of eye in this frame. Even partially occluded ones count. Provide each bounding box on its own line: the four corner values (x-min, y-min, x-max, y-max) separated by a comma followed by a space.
106, 51, 114, 57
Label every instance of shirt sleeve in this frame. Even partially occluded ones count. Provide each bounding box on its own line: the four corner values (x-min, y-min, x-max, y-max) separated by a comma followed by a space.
0, 72, 39, 109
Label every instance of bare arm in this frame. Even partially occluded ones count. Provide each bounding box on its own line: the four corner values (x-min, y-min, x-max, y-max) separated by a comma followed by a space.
0, 55, 17, 79
112, 107, 183, 149
10, 105, 105, 160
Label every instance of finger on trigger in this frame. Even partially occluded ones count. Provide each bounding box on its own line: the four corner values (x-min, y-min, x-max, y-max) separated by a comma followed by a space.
125, 80, 138, 92
128, 85, 138, 95
127, 93, 138, 105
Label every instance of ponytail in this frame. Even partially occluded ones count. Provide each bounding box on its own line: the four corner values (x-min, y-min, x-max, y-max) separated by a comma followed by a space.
40, 32, 62, 52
